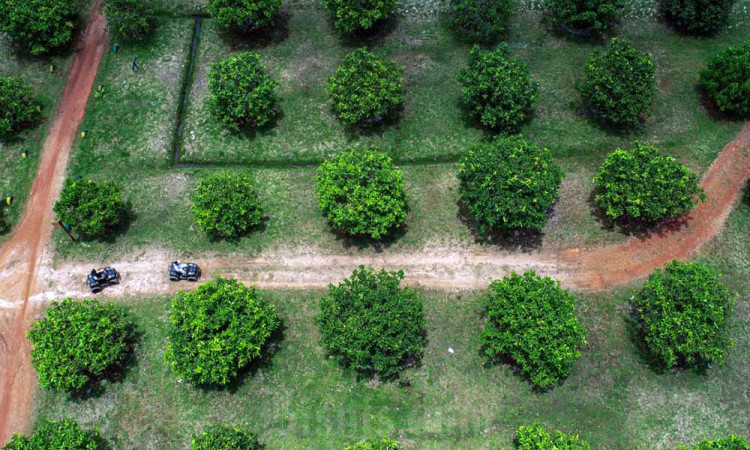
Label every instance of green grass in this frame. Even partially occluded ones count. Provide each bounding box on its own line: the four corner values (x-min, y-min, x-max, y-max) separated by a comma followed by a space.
0, 36, 76, 240
33, 199, 750, 449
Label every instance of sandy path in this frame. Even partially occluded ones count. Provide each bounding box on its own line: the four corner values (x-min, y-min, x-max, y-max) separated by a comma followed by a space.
0, 1, 108, 443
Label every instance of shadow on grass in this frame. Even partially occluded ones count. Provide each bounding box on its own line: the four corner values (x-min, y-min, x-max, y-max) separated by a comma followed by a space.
221, 12, 291, 50
337, 17, 399, 49
695, 83, 747, 123
332, 223, 409, 253
457, 200, 544, 252
587, 189, 691, 240
541, 15, 611, 46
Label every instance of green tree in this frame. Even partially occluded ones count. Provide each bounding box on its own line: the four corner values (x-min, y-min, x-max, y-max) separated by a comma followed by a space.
165, 277, 280, 387
345, 437, 400, 449
448, 0, 516, 42
53, 178, 127, 239
0, 77, 42, 140
323, 0, 397, 34
0, 0, 78, 56
658, 0, 737, 35
326, 48, 404, 128
459, 45, 538, 133
700, 41, 750, 118
207, 0, 282, 33
102, 0, 155, 41
209, 52, 279, 132
27, 298, 135, 392
515, 423, 590, 449
545, 0, 624, 32
191, 172, 264, 239
577, 38, 655, 129
192, 425, 263, 450
684, 436, 750, 450
3, 419, 107, 449
458, 135, 563, 234
317, 267, 426, 379
634, 261, 736, 369
316, 148, 408, 239
482, 271, 587, 390
593, 141, 704, 223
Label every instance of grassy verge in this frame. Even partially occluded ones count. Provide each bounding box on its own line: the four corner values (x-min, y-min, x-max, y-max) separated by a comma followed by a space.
0, 39, 75, 240
33, 199, 750, 449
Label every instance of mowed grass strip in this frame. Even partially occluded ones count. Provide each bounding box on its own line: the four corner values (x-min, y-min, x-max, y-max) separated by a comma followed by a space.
0, 38, 75, 239
33, 203, 750, 449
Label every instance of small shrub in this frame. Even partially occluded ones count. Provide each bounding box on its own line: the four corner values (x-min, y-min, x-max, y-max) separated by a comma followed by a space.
209, 52, 279, 132
317, 266, 426, 379
0, 0, 78, 56
326, 48, 404, 128
0, 77, 41, 140
700, 41, 750, 118
459, 45, 538, 133
165, 277, 280, 387
191, 172, 264, 239
482, 271, 586, 390
53, 178, 127, 239
515, 423, 590, 449
458, 135, 563, 234
545, 0, 624, 32
316, 148, 407, 239
208, 0, 282, 33
324, 0, 396, 34
27, 298, 135, 392
634, 260, 736, 369
593, 141, 704, 223
577, 38, 656, 129
3, 419, 107, 449
345, 437, 400, 450
448, 0, 516, 42
683, 436, 750, 450
102, 0, 155, 41
658, 0, 737, 35
192, 425, 263, 450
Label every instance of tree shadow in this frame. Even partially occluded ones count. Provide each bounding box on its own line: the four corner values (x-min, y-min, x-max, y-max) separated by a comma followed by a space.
224, 109, 285, 141
695, 83, 746, 123
336, 17, 399, 49
541, 14, 611, 46
438, 10, 512, 47
587, 189, 691, 240
220, 12, 291, 50
457, 199, 544, 252
340, 106, 405, 140
332, 222, 409, 253
205, 215, 270, 245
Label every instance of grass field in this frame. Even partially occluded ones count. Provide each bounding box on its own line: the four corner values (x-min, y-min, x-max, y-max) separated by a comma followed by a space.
33, 200, 750, 449
0, 37, 75, 239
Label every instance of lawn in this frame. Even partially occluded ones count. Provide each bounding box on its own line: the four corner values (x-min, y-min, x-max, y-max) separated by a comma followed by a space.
32, 200, 750, 449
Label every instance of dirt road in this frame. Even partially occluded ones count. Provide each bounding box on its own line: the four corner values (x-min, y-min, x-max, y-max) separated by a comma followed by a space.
0, 1, 108, 443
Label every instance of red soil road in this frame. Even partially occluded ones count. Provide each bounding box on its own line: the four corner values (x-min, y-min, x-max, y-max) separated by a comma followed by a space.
0, 1, 108, 443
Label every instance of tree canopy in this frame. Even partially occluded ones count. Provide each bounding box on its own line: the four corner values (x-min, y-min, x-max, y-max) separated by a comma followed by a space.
700, 41, 750, 118
545, 0, 624, 32
448, 0, 516, 42
102, 0, 155, 41
515, 423, 591, 449
192, 424, 263, 450
191, 172, 264, 239
53, 178, 127, 239
3, 419, 107, 450
658, 0, 737, 35
323, 0, 396, 34
0, 0, 78, 56
207, 0, 282, 33
0, 77, 41, 140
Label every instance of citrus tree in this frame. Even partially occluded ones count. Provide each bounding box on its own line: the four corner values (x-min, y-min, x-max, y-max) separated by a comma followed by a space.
482, 271, 587, 390
192, 425, 263, 450
165, 277, 280, 387
324, 0, 396, 33
208, 0, 282, 33
317, 267, 425, 379
683, 436, 750, 450
515, 424, 590, 449
3, 419, 107, 449
326, 48, 404, 128
700, 41, 750, 118
448, 0, 516, 42
577, 38, 655, 129
27, 298, 135, 392
316, 148, 407, 239
458, 135, 563, 234
209, 52, 279, 132
658, 0, 737, 35
345, 437, 401, 449
634, 261, 736, 369
545, 0, 624, 32
0, 0, 78, 56
191, 172, 264, 239
459, 45, 538, 133
53, 178, 128, 239
593, 141, 704, 223
102, 0, 155, 41
0, 77, 41, 140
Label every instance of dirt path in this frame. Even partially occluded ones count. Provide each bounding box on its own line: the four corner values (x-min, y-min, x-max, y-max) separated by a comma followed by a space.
0, 1, 108, 443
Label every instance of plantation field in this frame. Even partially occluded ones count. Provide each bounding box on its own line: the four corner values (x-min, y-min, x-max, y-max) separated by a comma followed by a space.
33, 201, 750, 449
0, 40, 75, 239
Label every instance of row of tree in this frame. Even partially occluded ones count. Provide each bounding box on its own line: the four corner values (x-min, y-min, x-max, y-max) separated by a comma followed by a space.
5, 418, 746, 449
